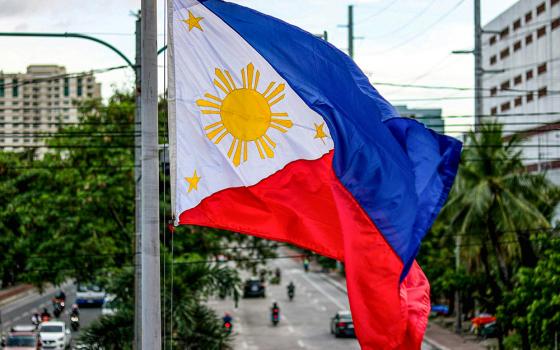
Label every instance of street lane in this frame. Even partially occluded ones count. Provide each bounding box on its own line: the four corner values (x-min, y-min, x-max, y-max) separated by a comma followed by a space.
210, 255, 437, 349
1, 283, 101, 346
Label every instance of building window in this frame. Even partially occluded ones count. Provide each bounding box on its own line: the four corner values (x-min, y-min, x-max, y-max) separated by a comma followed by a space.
514, 96, 523, 107
536, 2, 546, 15
64, 78, 69, 96
77, 78, 83, 97
525, 11, 533, 23
0, 79, 4, 97
490, 87, 498, 96
491, 107, 498, 115
514, 75, 522, 85
500, 47, 510, 59
525, 33, 533, 45
501, 101, 511, 112
513, 19, 522, 30
537, 63, 547, 75
500, 27, 509, 39
500, 80, 511, 91
552, 17, 560, 31
538, 87, 548, 98
513, 40, 522, 52
537, 26, 546, 38
12, 79, 19, 97
490, 55, 497, 65
489, 36, 497, 45
526, 69, 534, 80
553, 0, 560, 7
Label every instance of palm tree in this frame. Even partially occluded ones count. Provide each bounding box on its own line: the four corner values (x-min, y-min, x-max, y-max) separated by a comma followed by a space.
441, 122, 560, 349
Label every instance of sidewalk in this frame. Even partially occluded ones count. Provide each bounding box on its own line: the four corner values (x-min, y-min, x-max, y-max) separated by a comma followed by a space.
0, 284, 35, 308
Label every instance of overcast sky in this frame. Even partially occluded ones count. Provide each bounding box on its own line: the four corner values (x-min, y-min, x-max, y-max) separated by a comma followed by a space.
0, 0, 518, 134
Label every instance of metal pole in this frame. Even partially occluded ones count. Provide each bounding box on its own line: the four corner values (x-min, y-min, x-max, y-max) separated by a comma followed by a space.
133, 11, 142, 350
474, 0, 482, 131
455, 233, 462, 334
141, 0, 160, 349
348, 5, 354, 59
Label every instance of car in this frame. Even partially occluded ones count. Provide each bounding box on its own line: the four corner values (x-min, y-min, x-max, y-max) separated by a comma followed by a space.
1, 327, 40, 350
330, 310, 355, 338
75, 284, 106, 306
242, 278, 266, 298
101, 294, 117, 316
38, 321, 71, 349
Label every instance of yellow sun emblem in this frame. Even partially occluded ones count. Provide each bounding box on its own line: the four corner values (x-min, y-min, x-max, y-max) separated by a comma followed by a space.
196, 63, 293, 167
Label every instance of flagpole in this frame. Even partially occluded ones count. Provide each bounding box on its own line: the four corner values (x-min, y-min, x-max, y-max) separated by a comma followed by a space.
140, 0, 161, 349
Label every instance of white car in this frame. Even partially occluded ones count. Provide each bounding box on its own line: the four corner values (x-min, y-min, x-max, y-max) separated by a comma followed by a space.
76, 284, 106, 306
38, 321, 71, 349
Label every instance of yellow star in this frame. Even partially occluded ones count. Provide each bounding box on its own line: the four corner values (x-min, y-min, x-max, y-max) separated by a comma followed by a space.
185, 170, 201, 193
182, 10, 204, 32
314, 122, 328, 144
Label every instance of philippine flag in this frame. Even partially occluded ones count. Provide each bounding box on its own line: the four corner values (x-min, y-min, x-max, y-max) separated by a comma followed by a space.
167, 0, 462, 349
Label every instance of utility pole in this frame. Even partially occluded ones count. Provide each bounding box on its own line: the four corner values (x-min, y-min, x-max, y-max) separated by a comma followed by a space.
140, 0, 161, 348
474, 0, 482, 131
455, 234, 462, 334
348, 5, 354, 58
133, 11, 142, 350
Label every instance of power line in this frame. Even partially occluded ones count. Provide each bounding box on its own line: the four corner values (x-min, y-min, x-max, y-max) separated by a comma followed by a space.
364, 0, 438, 38
355, 0, 400, 25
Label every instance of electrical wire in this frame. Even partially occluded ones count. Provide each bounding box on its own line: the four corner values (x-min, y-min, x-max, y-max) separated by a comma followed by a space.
355, 0, 400, 25
365, 0, 438, 39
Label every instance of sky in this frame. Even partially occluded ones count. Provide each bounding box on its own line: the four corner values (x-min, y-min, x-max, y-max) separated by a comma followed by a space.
0, 0, 519, 134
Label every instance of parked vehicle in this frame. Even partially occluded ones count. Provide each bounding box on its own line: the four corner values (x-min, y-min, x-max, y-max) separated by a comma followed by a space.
75, 284, 106, 307
1, 326, 40, 350
38, 321, 71, 349
243, 278, 266, 298
330, 310, 355, 338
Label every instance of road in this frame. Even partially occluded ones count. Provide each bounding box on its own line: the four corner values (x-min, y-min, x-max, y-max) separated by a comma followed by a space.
209, 254, 436, 350
1, 283, 101, 346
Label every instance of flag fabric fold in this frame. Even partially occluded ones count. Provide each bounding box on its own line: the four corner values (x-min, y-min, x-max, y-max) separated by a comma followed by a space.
168, 0, 461, 348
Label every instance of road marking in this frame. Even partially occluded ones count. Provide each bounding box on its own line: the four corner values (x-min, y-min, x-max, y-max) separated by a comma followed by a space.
300, 272, 345, 309
312, 298, 318, 304
297, 339, 305, 348
288, 325, 295, 333
242, 341, 249, 349
320, 306, 327, 312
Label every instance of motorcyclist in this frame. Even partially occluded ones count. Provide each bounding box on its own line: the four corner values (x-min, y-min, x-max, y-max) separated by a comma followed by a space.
222, 312, 232, 325
31, 311, 41, 327
40, 308, 51, 322
287, 281, 295, 300
275, 268, 281, 281
270, 302, 280, 324
55, 290, 66, 301
303, 258, 310, 272
70, 304, 80, 317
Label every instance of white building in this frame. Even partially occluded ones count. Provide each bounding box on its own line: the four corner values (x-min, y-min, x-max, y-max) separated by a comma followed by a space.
0, 65, 101, 156
482, 0, 560, 183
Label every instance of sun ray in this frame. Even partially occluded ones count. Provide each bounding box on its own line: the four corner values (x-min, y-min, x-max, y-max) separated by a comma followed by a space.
269, 94, 285, 107
270, 124, 287, 133
243, 141, 248, 162
206, 125, 226, 140
265, 83, 285, 101
271, 118, 293, 128
255, 140, 265, 159
214, 129, 229, 144
215, 68, 234, 92
247, 63, 255, 90
204, 120, 224, 130
233, 139, 242, 166
263, 134, 276, 148
224, 70, 237, 90
262, 82, 275, 96
213, 79, 229, 95
204, 93, 222, 103
201, 110, 221, 115
258, 137, 275, 158
271, 112, 288, 117
254, 71, 260, 90
241, 68, 247, 88
228, 138, 237, 158
196, 99, 221, 110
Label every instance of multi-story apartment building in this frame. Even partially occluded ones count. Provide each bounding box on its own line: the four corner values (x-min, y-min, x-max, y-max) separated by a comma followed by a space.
394, 105, 445, 134
0, 65, 101, 155
482, 0, 560, 182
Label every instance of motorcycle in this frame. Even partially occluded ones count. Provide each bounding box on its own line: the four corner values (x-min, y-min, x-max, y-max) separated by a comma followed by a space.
53, 301, 65, 318
271, 307, 280, 326
70, 314, 80, 332
223, 320, 233, 334
287, 289, 294, 301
